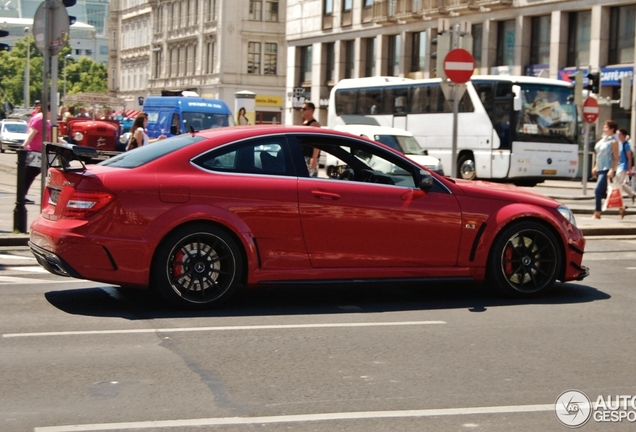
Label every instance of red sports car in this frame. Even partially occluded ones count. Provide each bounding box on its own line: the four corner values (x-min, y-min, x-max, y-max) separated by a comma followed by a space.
30, 126, 588, 308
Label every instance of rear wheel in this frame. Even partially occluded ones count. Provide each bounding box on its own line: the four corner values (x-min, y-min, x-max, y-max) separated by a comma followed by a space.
152, 224, 244, 309
488, 221, 562, 297
458, 154, 476, 180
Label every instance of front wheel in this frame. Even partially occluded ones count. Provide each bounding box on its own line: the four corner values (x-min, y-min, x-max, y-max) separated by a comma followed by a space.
152, 224, 244, 309
488, 221, 562, 297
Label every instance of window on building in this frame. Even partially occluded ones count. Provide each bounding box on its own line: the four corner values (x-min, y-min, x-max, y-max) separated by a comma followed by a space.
410, 32, 425, 73
75, 49, 82, 55
154, 51, 162, 79
344, 40, 354, 79
609, 5, 635, 64
300, 45, 313, 84
192, 0, 198, 25
170, 48, 176, 76
325, 42, 335, 84
530, 15, 551, 66
324, 0, 333, 15
472, 24, 483, 69
364, 37, 376, 77
100, 45, 108, 55
341, 0, 353, 26
342, 0, 352, 12
111, 68, 116, 90
567, 11, 591, 67
265, 0, 278, 21
264, 43, 277, 75
206, 0, 217, 21
250, 0, 262, 21
172, 3, 179, 29
387, 34, 401, 77
361, 0, 373, 23
496, 20, 516, 66
206, 40, 216, 74
248, 42, 262, 74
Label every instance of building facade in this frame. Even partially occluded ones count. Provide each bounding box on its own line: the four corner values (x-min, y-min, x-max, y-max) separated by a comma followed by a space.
109, 0, 287, 123
285, 0, 636, 136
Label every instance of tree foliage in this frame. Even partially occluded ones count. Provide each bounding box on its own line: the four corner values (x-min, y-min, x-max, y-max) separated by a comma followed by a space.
0, 36, 107, 113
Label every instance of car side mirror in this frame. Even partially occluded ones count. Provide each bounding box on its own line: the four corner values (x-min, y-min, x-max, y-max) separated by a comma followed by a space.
418, 170, 434, 191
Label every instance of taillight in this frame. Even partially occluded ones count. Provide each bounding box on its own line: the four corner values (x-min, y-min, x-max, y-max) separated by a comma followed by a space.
62, 191, 114, 219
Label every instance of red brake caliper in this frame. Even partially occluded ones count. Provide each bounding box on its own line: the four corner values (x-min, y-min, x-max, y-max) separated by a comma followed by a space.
504, 246, 513, 275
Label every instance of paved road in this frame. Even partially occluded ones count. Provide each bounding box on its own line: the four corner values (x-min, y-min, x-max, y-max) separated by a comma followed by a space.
1, 237, 635, 431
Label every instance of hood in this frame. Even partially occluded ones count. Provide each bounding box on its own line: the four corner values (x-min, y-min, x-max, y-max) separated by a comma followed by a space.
452, 178, 560, 207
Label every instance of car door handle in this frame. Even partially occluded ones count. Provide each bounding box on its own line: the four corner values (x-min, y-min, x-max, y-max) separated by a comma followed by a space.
311, 190, 341, 200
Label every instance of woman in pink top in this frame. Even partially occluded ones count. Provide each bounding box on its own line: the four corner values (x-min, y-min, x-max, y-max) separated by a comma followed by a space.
22, 105, 51, 204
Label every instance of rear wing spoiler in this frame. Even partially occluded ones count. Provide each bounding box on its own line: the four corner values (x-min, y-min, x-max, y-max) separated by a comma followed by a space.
44, 142, 98, 172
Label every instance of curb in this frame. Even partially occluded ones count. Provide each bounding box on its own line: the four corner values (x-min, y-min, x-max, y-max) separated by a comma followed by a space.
0, 235, 29, 247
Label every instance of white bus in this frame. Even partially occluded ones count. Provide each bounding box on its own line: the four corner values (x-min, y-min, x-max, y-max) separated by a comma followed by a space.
328, 76, 579, 185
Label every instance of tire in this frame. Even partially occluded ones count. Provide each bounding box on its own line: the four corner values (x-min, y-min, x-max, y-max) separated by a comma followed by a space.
458, 154, 476, 180
488, 221, 562, 297
152, 224, 244, 309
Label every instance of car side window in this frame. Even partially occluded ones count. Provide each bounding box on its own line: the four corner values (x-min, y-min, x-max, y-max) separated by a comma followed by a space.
193, 137, 294, 176
297, 136, 417, 188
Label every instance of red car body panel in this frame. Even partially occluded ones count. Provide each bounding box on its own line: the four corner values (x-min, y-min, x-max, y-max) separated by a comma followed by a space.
30, 126, 586, 292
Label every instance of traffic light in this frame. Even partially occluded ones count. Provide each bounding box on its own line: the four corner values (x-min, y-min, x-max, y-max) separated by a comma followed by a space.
62, 0, 77, 26
586, 72, 600, 94
0, 29, 9, 52
571, 71, 583, 108
431, 32, 451, 80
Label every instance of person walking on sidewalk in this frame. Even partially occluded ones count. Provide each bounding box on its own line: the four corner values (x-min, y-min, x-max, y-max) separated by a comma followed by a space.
615, 128, 635, 218
591, 120, 620, 219
21, 104, 51, 205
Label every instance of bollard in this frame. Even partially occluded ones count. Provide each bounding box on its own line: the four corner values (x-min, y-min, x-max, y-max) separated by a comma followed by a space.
13, 149, 28, 233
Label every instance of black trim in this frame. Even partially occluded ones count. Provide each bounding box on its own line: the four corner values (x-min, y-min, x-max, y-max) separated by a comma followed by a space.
28, 242, 83, 279
469, 223, 488, 262
257, 277, 475, 286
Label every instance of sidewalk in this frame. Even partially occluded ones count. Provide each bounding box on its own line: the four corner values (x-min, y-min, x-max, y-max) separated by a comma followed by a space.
0, 152, 635, 247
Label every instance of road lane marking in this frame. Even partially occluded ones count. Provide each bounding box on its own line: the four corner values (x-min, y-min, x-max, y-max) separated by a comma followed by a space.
34, 404, 554, 431
0, 254, 36, 260
6, 266, 49, 273
0, 275, 73, 284
3, 321, 446, 338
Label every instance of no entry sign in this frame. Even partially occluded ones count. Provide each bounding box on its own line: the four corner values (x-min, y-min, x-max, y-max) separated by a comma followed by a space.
582, 97, 599, 124
443, 49, 475, 84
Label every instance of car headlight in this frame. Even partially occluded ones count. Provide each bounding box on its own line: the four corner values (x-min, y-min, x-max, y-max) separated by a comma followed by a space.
557, 205, 576, 226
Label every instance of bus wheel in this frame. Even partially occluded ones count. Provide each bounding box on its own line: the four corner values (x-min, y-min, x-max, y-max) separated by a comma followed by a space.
458, 154, 476, 180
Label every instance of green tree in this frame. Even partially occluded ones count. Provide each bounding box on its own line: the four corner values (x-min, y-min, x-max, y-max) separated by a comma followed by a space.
0, 36, 106, 111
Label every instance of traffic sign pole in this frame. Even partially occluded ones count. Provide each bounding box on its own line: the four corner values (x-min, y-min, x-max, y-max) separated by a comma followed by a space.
581, 97, 599, 195
444, 39, 474, 177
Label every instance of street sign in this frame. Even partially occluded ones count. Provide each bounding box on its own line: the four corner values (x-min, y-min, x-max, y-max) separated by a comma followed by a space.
443, 48, 474, 84
33, 0, 70, 56
582, 97, 599, 124
292, 87, 305, 108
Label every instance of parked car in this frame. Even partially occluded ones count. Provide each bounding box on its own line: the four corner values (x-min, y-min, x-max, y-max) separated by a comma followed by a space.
326, 125, 444, 176
0, 120, 28, 152
29, 126, 588, 309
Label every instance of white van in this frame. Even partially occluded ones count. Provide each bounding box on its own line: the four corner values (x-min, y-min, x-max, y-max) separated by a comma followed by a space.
325, 125, 444, 176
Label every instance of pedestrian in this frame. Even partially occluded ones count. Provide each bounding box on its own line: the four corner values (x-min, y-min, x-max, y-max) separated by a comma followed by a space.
615, 128, 635, 218
126, 112, 165, 151
591, 120, 620, 219
21, 103, 51, 204
300, 101, 321, 176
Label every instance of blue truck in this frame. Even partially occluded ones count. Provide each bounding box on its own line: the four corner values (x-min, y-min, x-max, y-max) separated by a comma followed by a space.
142, 95, 234, 138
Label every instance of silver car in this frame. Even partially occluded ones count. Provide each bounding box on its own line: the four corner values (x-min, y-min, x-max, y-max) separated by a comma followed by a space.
0, 120, 28, 153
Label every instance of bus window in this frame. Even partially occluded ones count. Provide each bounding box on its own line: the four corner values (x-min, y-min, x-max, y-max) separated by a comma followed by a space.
383, 86, 409, 115
359, 88, 383, 115
335, 89, 357, 115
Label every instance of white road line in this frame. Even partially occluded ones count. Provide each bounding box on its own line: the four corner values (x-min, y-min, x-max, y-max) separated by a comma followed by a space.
6, 266, 49, 273
0, 275, 72, 284
0, 254, 36, 260
3, 321, 446, 338
34, 404, 555, 431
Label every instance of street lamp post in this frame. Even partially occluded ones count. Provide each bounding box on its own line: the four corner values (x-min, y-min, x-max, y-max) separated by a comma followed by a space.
24, 27, 29, 110
63, 54, 72, 103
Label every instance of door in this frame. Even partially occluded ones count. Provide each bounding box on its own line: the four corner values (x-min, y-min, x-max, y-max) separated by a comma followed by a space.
294, 135, 462, 268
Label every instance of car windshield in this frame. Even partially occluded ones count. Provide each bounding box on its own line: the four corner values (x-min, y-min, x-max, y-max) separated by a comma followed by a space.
99, 134, 204, 168
4, 123, 27, 133
374, 134, 423, 155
